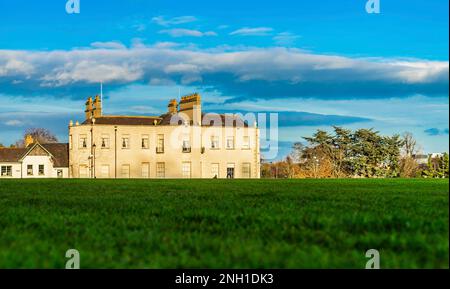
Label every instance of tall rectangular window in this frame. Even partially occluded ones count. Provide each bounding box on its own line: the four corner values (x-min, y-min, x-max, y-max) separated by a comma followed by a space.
38, 165, 45, 176
142, 135, 149, 149
227, 163, 235, 179
157, 134, 164, 153
141, 162, 150, 178
211, 163, 219, 178
1, 166, 12, 177
211, 135, 219, 149
182, 134, 191, 153
79, 165, 88, 178
242, 136, 250, 149
122, 136, 130, 149
156, 162, 165, 178
101, 165, 110, 178
69, 135, 73, 150
101, 135, 110, 149
242, 163, 251, 178
79, 135, 87, 149
121, 164, 130, 178
27, 165, 33, 176
226, 136, 235, 149
182, 162, 191, 178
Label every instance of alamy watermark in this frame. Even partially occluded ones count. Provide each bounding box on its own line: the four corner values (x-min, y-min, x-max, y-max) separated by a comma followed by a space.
366, 0, 380, 14
365, 249, 380, 269
66, 0, 80, 14
65, 249, 80, 269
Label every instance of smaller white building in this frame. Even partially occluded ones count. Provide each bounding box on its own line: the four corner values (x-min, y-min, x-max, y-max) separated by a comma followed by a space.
0, 142, 69, 179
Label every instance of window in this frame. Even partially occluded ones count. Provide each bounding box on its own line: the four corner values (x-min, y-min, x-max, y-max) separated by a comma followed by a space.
141, 136, 149, 149
156, 134, 164, 153
38, 165, 45, 176
242, 136, 250, 149
141, 163, 150, 178
101, 165, 110, 178
227, 164, 235, 179
69, 135, 73, 150
1, 166, 12, 177
211, 163, 219, 178
182, 134, 191, 153
182, 162, 191, 178
121, 164, 130, 178
121, 137, 130, 149
27, 165, 33, 176
242, 163, 251, 178
79, 165, 88, 178
226, 136, 235, 149
156, 162, 165, 178
79, 135, 87, 149
211, 135, 219, 149
101, 135, 110, 149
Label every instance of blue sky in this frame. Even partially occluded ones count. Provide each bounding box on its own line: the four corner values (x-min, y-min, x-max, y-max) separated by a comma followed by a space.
0, 0, 448, 159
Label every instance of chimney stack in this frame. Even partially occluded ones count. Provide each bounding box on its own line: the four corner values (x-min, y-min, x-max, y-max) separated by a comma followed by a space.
168, 99, 178, 114
85, 97, 93, 120
93, 95, 102, 118
178, 93, 201, 124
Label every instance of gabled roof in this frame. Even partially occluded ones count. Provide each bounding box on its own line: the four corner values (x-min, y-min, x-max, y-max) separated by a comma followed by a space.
0, 142, 69, 167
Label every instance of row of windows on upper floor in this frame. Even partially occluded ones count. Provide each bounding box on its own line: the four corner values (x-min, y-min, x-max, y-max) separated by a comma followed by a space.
70, 134, 252, 152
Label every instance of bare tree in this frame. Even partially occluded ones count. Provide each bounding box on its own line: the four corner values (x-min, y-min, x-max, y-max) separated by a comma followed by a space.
402, 132, 417, 157
16, 128, 59, 147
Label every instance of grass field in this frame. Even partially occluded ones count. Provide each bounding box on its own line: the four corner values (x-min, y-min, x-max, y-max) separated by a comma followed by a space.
0, 178, 448, 269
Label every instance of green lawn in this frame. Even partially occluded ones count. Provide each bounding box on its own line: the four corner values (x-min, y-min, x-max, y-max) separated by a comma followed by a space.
0, 178, 448, 268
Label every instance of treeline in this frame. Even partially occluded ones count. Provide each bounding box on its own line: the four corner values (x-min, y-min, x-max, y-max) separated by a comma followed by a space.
262, 127, 449, 179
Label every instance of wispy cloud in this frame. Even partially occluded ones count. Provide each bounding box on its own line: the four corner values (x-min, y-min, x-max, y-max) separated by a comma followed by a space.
90, 41, 127, 50
158, 29, 217, 38
424, 128, 449, 136
152, 16, 198, 27
230, 27, 273, 36
273, 32, 301, 46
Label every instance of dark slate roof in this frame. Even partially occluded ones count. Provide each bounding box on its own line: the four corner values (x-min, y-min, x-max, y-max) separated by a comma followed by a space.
42, 143, 69, 167
83, 116, 161, 126
81, 113, 249, 127
0, 148, 27, 162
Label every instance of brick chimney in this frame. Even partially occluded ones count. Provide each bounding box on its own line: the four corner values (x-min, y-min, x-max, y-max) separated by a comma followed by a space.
85, 97, 93, 120
93, 95, 102, 118
168, 99, 178, 114
178, 93, 201, 125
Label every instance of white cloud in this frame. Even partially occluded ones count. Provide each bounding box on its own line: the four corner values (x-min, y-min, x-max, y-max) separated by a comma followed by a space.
158, 29, 217, 37
90, 41, 127, 50
230, 27, 273, 36
5, 120, 25, 126
152, 16, 198, 27
0, 46, 447, 93
273, 32, 301, 46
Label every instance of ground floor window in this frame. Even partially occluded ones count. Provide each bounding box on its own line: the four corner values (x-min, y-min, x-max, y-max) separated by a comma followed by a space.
182, 162, 191, 178
227, 163, 235, 179
211, 163, 219, 178
121, 164, 130, 178
1, 166, 12, 177
242, 163, 251, 178
79, 165, 88, 178
156, 162, 165, 178
38, 165, 45, 176
27, 164, 33, 176
101, 165, 110, 178
141, 162, 150, 178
